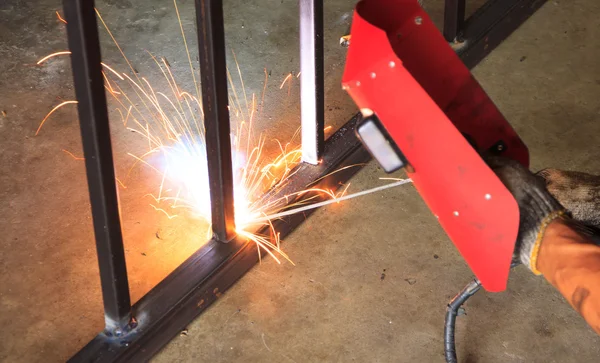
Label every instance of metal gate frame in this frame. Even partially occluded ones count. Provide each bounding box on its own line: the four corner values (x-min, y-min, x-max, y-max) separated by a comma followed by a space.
62, 0, 547, 361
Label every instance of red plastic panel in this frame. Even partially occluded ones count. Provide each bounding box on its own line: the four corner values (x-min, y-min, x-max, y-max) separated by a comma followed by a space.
343, 0, 526, 292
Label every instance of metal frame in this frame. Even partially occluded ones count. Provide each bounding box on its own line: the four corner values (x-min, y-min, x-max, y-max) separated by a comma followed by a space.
299, 0, 325, 165
64, 0, 546, 361
195, 0, 237, 242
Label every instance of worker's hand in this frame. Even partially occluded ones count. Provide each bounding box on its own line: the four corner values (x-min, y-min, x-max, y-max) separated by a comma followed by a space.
537, 169, 600, 228
485, 156, 566, 274
488, 159, 600, 335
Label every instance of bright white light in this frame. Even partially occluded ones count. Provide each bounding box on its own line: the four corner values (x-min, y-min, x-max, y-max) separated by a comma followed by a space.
158, 136, 249, 223
357, 119, 404, 173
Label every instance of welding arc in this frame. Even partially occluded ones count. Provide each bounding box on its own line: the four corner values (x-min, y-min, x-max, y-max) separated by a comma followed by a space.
251, 179, 413, 224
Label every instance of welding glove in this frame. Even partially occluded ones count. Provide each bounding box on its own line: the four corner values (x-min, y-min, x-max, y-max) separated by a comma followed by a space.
485, 156, 566, 274
537, 169, 600, 229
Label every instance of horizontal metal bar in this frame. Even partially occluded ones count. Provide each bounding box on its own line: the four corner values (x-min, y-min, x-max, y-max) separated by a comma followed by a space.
62, 0, 133, 334
195, 0, 237, 242
457, 0, 548, 68
299, 0, 325, 165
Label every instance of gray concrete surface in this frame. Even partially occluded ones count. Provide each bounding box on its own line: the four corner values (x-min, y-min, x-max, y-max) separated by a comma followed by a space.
0, 0, 599, 362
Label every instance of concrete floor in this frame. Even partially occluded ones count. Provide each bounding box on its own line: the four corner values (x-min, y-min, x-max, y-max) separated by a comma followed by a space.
1, 0, 599, 362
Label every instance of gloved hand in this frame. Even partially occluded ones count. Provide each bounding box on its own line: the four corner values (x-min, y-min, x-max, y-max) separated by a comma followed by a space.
485, 156, 567, 274
488, 157, 600, 336
538, 169, 600, 228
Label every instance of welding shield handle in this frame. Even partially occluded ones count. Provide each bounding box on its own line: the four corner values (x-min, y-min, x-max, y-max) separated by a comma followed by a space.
485, 155, 566, 273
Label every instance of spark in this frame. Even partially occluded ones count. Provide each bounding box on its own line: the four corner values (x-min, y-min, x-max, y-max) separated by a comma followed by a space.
279, 73, 292, 89
261, 333, 272, 352
173, 0, 200, 100
260, 68, 268, 114
158, 167, 168, 200
231, 49, 250, 116
339, 182, 352, 200
38, 3, 403, 267
150, 204, 178, 219
39, 5, 306, 263
101, 62, 125, 80
379, 177, 407, 181
126, 152, 162, 176
251, 179, 413, 224
95, 8, 143, 83
116, 178, 127, 189
173, 187, 182, 208
308, 163, 366, 186
61, 149, 84, 160
102, 71, 121, 95
37, 51, 71, 65
116, 105, 133, 126
36, 100, 78, 135
56, 11, 67, 24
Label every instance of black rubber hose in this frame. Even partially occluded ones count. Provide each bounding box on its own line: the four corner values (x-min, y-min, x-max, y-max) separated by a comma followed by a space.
444, 278, 482, 363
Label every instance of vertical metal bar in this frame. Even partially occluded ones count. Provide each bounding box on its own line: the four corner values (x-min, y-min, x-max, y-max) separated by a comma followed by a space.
195, 0, 236, 242
62, 0, 133, 333
299, 0, 325, 165
443, 0, 466, 42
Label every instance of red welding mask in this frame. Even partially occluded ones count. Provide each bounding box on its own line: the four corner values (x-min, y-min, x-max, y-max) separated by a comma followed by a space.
342, 0, 529, 292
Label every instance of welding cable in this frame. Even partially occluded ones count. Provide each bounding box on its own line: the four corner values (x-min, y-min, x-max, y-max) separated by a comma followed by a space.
444, 262, 519, 363
443, 278, 482, 363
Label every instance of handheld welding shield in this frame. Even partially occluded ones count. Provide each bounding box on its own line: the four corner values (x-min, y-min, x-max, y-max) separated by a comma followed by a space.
342, 0, 530, 292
